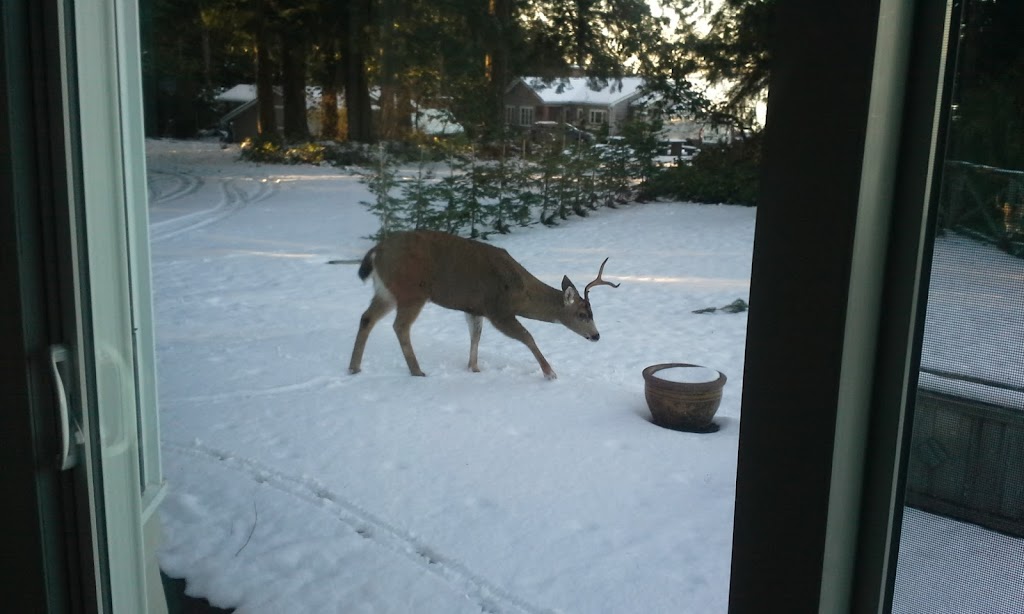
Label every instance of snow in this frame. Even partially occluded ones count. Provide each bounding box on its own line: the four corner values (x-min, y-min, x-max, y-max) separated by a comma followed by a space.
147, 139, 1023, 613
919, 234, 1024, 410
648, 365, 721, 384
215, 84, 257, 104
893, 509, 1024, 613
520, 77, 646, 106
412, 108, 464, 136
149, 138, 751, 613
214, 84, 336, 110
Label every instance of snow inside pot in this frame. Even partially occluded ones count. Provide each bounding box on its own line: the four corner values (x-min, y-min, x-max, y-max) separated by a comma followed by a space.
642, 363, 727, 433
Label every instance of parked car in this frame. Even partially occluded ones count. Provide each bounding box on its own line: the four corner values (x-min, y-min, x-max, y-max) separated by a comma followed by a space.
593, 139, 634, 161
654, 140, 701, 167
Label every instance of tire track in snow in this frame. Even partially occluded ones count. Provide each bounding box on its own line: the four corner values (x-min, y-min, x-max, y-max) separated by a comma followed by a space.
161, 374, 343, 406
162, 439, 554, 614
148, 168, 203, 204
150, 175, 277, 243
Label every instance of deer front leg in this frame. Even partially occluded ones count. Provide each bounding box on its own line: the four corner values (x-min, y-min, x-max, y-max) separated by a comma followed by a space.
393, 300, 427, 376
466, 313, 483, 372
349, 295, 395, 374
488, 315, 557, 380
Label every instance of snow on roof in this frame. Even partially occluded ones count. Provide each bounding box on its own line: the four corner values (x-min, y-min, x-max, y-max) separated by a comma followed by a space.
215, 84, 257, 103
216, 84, 327, 110
520, 76, 646, 106
413, 108, 464, 135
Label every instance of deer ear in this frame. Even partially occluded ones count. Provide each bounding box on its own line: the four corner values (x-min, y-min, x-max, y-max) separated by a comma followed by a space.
561, 275, 575, 292
563, 285, 579, 306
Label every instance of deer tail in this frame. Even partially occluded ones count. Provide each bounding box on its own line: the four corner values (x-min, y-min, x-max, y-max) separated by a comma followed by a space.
357, 247, 375, 281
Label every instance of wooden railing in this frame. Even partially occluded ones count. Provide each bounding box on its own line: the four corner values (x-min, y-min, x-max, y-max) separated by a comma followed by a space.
907, 382, 1024, 538
939, 160, 1024, 257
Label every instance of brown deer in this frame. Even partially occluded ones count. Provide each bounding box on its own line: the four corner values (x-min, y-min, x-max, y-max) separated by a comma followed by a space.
347, 230, 619, 379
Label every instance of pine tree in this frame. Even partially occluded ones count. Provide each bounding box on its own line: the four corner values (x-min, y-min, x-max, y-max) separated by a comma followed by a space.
359, 146, 404, 240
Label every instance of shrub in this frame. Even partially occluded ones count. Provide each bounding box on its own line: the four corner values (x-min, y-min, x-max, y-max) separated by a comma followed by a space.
646, 134, 763, 206
358, 146, 404, 241
239, 136, 327, 165
239, 135, 285, 163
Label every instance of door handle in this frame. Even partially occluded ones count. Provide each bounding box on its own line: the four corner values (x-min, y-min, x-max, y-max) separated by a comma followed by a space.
50, 344, 83, 470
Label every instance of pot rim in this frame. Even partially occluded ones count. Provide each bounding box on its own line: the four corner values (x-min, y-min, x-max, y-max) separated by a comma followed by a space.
642, 363, 727, 389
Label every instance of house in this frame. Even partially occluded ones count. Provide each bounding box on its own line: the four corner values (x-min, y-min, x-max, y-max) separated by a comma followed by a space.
213, 84, 327, 142
213, 84, 282, 142
503, 76, 646, 136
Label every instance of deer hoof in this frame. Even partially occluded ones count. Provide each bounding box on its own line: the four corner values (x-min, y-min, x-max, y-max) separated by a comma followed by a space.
348, 366, 361, 375
411, 370, 426, 377
544, 370, 558, 380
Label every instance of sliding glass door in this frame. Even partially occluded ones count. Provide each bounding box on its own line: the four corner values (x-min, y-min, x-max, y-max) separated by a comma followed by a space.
893, 2, 1024, 611
2, 0, 165, 611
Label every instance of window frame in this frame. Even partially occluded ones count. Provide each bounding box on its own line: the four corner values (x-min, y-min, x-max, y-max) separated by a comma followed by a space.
730, 0, 959, 611
3, 0, 965, 611
518, 106, 534, 126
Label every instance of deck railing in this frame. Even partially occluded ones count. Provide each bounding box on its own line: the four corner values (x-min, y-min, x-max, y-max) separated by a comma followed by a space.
939, 160, 1024, 257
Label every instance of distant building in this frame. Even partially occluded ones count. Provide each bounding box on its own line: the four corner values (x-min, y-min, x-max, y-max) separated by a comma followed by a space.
213, 84, 282, 142
503, 76, 646, 136
213, 84, 330, 142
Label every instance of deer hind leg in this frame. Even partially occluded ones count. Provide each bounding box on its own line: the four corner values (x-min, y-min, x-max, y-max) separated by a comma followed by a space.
466, 314, 483, 372
393, 299, 428, 376
488, 315, 556, 380
349, 294, 396, 374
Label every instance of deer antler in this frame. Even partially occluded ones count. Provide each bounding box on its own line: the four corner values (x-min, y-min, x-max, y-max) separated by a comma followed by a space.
584, 257, 620, 302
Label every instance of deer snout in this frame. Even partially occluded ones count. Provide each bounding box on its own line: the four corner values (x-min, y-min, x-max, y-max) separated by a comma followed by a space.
588, 333, 600, 342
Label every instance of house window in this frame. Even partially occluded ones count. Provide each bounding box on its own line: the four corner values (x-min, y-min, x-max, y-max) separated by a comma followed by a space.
505, 106, 516, 125
519, 106, 534, 126
589, 110, 607, 125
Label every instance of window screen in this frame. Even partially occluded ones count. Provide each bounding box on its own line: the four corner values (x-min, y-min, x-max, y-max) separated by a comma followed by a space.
892, 1, 1024, 611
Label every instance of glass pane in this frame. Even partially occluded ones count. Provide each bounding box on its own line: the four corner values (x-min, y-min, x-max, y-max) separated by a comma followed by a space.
893, 2, 1024, 611
142, 2, 767, 611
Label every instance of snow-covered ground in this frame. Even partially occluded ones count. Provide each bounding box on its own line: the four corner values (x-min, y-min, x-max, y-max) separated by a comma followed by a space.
148, 139, 1023, 613
919, 234, 1024, 409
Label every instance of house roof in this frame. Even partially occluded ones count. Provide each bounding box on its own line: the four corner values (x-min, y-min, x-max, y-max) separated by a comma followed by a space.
215, 84, 257, 103
215, 84, 334, 110
413, 108, 463, 135
516, 77, 646, 106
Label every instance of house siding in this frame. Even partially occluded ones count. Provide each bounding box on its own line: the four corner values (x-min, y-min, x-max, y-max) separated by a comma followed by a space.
608, 102, 631, 134
504, 82, 542, 127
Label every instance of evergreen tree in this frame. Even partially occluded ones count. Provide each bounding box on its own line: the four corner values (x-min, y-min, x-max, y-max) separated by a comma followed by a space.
948, 0, 1024, 168
359, 146, 404, 240
663, 0, 776, 128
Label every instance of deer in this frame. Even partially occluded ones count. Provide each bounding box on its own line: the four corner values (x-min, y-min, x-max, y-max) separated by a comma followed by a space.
347, 230, 619, 379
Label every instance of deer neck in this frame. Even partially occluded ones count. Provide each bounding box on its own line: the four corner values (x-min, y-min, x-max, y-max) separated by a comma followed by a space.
516, 282, 565, 323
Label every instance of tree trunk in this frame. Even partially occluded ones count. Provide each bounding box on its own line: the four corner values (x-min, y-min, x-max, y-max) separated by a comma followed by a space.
255, 1, 277, 138
344, 49, 374, 143
281, 39, 310, 141
201, 25, 212, 93
487, 0, 513, 136
318, 39, 342, 140
343, 0, 374, 143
